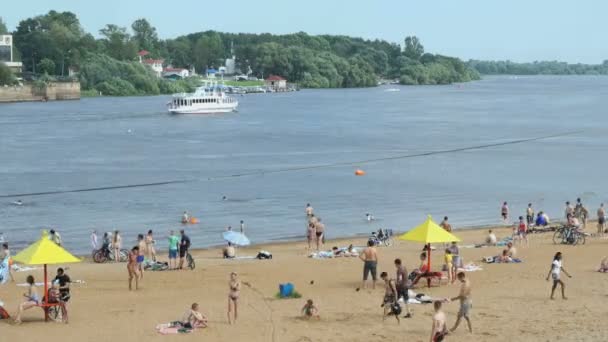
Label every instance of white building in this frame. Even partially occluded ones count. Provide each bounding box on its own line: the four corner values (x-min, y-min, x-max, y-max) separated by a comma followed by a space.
224, 55, 236, 75
142, 58, 164, 77
0, 35, 23, 72
162, 67, 190, 79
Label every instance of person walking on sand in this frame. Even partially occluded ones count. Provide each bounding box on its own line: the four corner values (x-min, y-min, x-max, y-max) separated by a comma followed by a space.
450, 272, 472, 334
501, 202, 509, 222
137, 234, 147, 278
380, 272, 400, 324
526, 203, 534, 226
517, 216, 528, 247
227, 272, 241, 324
127, 246, 140, 291
112, 230, 122, 263
168, 230, 180, 270
430, 301, 448, 342
145, 230, 156, 262
598, 203, 606, 237
359, 239, 378, 289
394, 258, 412, 318
546, 252, 571, 300
305, 203, 314, 217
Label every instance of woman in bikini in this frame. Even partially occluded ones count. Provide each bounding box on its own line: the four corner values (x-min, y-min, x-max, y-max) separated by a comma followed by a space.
127, 246, 140, 291
145, 230, 156, 262
227, 272, 241, 324
14, 275, 39, 324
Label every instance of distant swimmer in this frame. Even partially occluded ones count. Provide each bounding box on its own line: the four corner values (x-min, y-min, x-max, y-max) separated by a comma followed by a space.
366, 213, 375, 222
222, 196, 228, 201
182, 211, 190, 224
11, 200, 23, 206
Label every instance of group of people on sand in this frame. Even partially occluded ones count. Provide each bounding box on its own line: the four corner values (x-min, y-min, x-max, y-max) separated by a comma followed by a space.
12, 267, 71, 324
306, 204, 326, 250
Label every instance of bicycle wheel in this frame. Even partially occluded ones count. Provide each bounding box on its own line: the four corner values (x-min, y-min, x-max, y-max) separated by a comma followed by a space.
552, 230, 563, 244
384, 237, 393, 247
119, 249, 129, 262
187, 253, 195, 270
577, 233, 586, 245
93, 250, 107, 263
48, 306, 63, 322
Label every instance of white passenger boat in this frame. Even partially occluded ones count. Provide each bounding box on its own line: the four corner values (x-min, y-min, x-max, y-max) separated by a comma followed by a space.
167, 81, 238, 114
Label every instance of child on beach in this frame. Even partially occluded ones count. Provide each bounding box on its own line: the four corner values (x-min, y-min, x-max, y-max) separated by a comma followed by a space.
430, 301, 448, 342
546, 252, 571, 300
517, 216, 528, 247
444, 249, 454, 283
301, 299, 320, 319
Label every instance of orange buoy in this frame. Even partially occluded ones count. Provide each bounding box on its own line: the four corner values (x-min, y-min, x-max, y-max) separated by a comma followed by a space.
355, 169, 366, 176
189, 217, 199, 224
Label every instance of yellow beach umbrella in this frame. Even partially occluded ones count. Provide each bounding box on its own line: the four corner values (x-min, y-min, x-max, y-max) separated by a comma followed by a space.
13, 230, 81, 321
398, 215, 460, 273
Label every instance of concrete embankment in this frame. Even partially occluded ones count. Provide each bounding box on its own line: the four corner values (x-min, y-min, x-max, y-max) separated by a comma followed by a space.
0, 81, 80, 103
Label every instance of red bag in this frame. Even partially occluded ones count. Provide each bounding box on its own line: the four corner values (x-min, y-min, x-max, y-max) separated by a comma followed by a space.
0, 306, 10, 319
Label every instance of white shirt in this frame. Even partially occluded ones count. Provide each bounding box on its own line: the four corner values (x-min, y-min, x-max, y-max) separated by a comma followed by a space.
487, 233, 497, 244
552, 260, 562, 276
91, 233, 98, 249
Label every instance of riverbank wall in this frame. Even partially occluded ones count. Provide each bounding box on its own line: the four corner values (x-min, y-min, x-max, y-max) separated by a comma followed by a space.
0, 81, 80, 103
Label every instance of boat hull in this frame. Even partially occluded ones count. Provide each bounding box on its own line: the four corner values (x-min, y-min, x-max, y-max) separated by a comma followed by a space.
168, 103, 238, 114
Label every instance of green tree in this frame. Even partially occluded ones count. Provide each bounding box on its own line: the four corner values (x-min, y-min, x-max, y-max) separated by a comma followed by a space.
131, 18, 158, 52
404, 36, 424, 60
0, 62, 16, 85
37, 58, 56, 75
99, 24, 138, 61
193, 32, 224, 71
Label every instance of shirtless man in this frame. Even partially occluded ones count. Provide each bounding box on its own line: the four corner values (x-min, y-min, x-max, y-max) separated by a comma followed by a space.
182, 303, 207, 328
506, 242, 517, 258
137, 234, 147, 279
501, 202, 509, 222
380, 272, 400, 324
450, 272, 472, 333
440, 216, 452, 232
359, 239, 378, 289
127, 246, 140, 291
430, 301, 448, 342
395, 258, 412, 318
598, 203, 606, 236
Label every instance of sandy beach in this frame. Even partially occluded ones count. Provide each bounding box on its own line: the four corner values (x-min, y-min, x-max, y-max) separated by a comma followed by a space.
1, 225, 608, 342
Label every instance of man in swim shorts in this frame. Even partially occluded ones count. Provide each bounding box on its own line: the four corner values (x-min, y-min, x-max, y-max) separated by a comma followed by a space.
394, 258, 412, 318
359, 239, 378, 289
598, 203, 606, 236
450, 272, 472, 333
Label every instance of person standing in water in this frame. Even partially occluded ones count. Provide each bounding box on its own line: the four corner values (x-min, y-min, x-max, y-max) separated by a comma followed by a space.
227, 272, 241, 324
305, 203, 314, 217
526, 203, 534, 226
90, 230, 98, 251
240, 220, 245, 233
182, 211, 190, 224
49, 229, 62, 246
546, 252, 571, 300
501, 202, 509, 222
450, 272, 473, 334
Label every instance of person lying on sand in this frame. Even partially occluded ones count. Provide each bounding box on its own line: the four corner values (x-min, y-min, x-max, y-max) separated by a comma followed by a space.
599, 257, 608, 273
301, 299, 320, 319
498, 250, 512, 263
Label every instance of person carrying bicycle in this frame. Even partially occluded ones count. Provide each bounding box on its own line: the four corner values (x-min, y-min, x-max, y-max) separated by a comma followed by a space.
178, 230, 191, 270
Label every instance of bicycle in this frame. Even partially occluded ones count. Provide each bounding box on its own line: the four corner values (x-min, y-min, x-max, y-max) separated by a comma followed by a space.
370, 229, 394, 247
186, 252, 195, 270
553, 225, 585, 245
92, 247, 129, 263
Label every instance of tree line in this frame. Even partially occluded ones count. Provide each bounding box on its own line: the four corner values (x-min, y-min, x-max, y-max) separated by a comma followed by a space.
2, 11, 481, 92
467, 60, 608, 75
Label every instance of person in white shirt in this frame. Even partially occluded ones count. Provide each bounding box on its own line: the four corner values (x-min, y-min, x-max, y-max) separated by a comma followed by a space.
485, 230, 497, 246
546, 252, 571, 300
90, 230, 98, 250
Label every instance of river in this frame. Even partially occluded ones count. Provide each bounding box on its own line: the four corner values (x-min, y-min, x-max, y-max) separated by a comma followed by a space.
0, 75, 606, 253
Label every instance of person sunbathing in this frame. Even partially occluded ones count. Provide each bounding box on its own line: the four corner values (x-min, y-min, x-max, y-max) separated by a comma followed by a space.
180, 303, 207, 329
498, 250, 512, 263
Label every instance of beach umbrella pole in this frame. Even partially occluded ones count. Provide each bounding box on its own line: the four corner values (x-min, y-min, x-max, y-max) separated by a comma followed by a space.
44, 264, 48, 322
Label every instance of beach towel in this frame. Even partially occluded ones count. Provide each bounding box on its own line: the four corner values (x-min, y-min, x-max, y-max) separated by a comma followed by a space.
11, 264, 41, 272
156, 322, 204, 335
462, 263, 483, 272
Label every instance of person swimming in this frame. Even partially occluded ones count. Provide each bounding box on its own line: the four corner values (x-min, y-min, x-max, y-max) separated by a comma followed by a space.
11, 200, 23, 206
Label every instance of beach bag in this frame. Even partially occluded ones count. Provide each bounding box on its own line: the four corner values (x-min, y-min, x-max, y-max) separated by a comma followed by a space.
0, 306, 9, 319
279, 283, 294, 298
256, 251, 272, 260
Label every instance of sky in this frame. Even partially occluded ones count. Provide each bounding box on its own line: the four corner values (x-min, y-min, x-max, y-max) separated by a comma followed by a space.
2, 0, 607, 63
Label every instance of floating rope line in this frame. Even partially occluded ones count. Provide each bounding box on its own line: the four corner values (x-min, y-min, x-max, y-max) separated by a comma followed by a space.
0, 130, 581, 198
